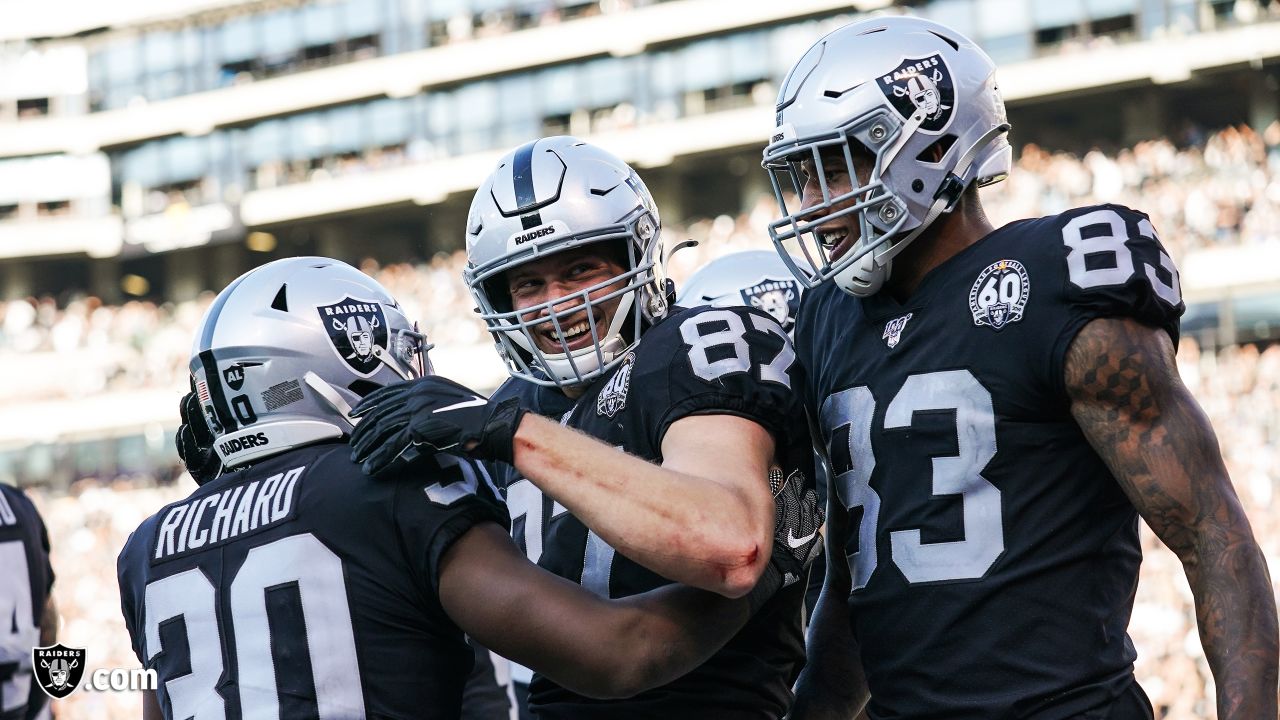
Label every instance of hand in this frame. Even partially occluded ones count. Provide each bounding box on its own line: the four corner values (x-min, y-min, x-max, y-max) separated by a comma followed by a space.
768, 466, 824, 588
747, 467, 824, 612
175, 381, 222, 485
349, 376, 527, 476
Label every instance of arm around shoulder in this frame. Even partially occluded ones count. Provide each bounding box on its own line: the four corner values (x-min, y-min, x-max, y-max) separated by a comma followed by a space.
438, 522, 755, 699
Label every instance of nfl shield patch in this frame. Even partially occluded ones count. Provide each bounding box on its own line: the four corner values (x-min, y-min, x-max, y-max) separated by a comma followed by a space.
317, 296, 389, 376
883, 313, 913, 348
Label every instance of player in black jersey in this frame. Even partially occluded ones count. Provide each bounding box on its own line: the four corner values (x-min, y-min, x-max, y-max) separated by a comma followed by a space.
760, 15, 1277, 720
0, 484, 56, 720
350, 137, 822, 719
119, 256, 819, 720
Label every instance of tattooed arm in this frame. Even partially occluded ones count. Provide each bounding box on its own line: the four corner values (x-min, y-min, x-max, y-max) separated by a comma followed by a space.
1065, 316, 1278, 720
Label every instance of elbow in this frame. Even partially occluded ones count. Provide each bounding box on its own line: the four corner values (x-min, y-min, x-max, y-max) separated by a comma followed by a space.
568, 650, 665, 700
707, 536, 769, 599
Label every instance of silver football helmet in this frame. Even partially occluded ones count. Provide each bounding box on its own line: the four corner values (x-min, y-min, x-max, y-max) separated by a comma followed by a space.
464, 136, 668, 388
190, 257, 429, 469
677, 250, 805, 335
762, 15, 1012, 297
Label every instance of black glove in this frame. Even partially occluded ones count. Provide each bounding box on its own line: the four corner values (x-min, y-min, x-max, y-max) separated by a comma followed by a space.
175, 380, 222, 485
746, 467, 824, 613
349, 376, 527, 477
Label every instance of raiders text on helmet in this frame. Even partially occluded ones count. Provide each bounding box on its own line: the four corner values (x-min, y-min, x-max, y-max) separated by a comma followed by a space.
677, 250, 806, 335
762, 15, 1012, 297
189, 257, 429, 469
464, 136, 668, 387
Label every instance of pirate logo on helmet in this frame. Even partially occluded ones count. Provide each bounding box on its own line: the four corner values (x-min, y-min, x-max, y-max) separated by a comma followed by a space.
741, 278, 802, 333
32, 644, 86, 699
876, 54, 956, 134
317, 296, 390, 376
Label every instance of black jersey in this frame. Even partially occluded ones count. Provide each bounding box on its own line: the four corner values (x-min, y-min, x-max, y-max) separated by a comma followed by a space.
116, 441, 508, 720
795, 204, 1182, 720
491, 304, 813, 720
0, 485, 54, 720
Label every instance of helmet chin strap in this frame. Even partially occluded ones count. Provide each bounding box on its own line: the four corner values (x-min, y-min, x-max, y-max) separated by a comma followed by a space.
304, 371, 357, 428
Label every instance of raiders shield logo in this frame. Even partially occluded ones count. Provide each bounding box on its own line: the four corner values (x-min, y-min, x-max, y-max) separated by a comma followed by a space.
33, 644, 86, 699
969, 259, 1030, 330
317, 296, 389, 376
876, 54, 955, 134
740, 278, 801, 333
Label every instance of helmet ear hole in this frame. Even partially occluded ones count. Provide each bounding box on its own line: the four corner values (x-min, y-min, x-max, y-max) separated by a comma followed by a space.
348, 379, 381, 397
916, 134, 957, 164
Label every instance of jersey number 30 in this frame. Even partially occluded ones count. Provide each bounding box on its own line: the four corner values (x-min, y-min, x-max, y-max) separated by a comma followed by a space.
143, 534, 364, 719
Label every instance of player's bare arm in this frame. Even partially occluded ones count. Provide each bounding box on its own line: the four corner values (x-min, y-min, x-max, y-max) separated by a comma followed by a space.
439, 521, 756, 699
1065, 315, 1279, 720
39, 595, 57, 646
511, 411, 776, 597
789, 489, 868, 720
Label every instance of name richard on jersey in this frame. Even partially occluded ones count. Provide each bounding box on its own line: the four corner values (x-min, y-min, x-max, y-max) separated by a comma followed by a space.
151, 465, 305, 562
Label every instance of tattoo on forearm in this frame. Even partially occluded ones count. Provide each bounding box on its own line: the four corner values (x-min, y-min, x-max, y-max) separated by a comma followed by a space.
1065, 317, 1278, 720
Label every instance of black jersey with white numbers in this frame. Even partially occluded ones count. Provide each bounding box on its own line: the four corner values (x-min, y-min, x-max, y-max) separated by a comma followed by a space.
0, 485, 54, 720
491, 304, 813, 720
116, 441, 507, 720
795, 204, 1182, 720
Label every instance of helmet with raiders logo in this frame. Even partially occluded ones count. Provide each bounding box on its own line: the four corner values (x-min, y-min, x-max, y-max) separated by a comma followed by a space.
189, 257, 429, 469
464, 136, 668, 388
677, 250, 806, 335
762, 15, 1012, 297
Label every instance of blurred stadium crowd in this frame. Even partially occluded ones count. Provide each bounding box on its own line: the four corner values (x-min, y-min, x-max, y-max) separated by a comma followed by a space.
5, 123, 1280, 718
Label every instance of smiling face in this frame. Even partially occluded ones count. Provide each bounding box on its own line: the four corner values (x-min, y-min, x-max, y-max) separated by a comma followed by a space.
797, 143, 876, 265
503, 243, 630, 355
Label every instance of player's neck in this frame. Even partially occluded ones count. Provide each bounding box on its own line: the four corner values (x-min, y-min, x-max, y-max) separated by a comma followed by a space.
884, 196, 994, 303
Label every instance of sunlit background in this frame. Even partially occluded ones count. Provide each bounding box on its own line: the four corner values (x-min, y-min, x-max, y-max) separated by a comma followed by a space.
0, 0, 1277, 716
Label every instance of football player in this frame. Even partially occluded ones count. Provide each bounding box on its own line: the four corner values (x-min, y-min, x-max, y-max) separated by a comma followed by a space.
676, 250, 829, 615
349, 137, 821, 718
0, 483, 56, 720
761, 15, 1278, 720
119, 257, 819, 720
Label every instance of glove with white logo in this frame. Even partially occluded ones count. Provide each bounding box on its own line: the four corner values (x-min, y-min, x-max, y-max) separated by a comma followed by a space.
175, 380, 223, 485
746, 467, 824, 613
349, 376, 526, 476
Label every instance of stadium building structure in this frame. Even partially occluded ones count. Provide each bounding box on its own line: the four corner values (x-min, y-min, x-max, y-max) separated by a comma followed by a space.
0, 0, 1278, 486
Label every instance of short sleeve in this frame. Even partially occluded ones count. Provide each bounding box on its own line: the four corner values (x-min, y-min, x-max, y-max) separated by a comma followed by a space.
1048, 204, 1185, 390
395, 455, 511, 598
648, 305, 807, 449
